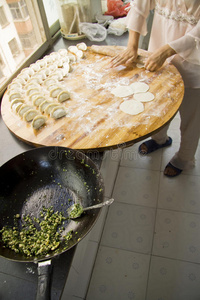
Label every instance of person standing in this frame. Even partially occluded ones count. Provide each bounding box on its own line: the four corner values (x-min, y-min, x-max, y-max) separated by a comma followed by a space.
111, 0, 200, 177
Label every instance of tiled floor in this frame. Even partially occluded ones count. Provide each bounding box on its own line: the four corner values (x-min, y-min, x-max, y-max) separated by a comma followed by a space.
84, 112, 200, 300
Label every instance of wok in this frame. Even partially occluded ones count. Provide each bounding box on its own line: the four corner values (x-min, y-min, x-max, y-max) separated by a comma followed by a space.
0, 146, 105, 299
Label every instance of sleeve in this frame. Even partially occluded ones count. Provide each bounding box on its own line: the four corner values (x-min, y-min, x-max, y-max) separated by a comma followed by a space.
125, 0, 155, 36
169, 20, 200, 65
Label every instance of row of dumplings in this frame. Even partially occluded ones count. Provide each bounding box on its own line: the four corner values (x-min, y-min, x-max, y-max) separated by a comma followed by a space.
6, 43, 88, 129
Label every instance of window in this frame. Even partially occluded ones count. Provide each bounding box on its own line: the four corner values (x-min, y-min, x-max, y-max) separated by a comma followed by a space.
0, 0, 60, 98
19, 31, 37, 48
8, 38, 20, 57
8, 0, 29, 20
0, 6, 9, 27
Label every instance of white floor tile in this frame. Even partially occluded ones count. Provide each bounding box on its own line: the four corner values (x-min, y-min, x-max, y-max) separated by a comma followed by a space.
86, 246, 150, 300
158, 173, 200, 214
153, 209, 200, 263
120, 142, 162, 171
101, 202, 156, 254
146, 256, 200, 300
100, 155, 119, 198
112, 166, 160, 208
61, 239, 98, 300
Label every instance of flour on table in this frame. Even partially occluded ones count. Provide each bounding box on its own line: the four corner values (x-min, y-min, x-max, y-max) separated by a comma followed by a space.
134, 92, 155, 102
120, 100, 144, 115
130, 82, 149, 93
111, 85, 134, 97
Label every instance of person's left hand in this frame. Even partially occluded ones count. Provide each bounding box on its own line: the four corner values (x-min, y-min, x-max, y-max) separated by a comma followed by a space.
145, 44, 176, 71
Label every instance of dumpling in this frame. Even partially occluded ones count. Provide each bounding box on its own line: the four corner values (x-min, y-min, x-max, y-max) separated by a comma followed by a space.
7, 82, 22, 91
39, 100, 52, 113
77, 42, 87, 51
50, 87, 63, 98
49, 70, 63, 81
58, 48, 68, 56
21, 67, 34, 76
29, 92, 42, 102
50, 106, 67, 119
17, 72, 30, 82
30, 63, 40, 72
36, 59, 47, 68
28, 77, 43, 85
45, 103, 60, 115
32, 115, 46, 129
7, 87, 22, 96
26, 88, 40, 96
68, 46, 78, 54
57, 90, 70, 102
76, 50, 84, 59
62, 63, 70, 75
18, 105, 33, 117
25, 82, 40, 90
9, 92, 22, 102
12, 77, 26, 86
32, 95, 46, 107
44, 78, 58, 87
12, 102, 23, 114
11, 99, 25, 108
23, 109, 39, 122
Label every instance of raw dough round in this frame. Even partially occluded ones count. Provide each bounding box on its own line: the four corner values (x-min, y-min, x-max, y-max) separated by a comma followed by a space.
111, 85, 134, 98
134, 92, 155, 102
120, 100, 144, 115
130, 82, 149, 93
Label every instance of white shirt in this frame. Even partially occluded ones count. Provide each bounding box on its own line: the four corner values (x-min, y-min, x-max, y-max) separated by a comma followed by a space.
126, 0, 200, 88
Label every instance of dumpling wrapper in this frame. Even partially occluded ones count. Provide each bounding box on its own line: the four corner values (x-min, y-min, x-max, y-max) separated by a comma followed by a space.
130, 82, 149, 93
134, 92, 155, 102
32, 115, 46, 129
111, 86, 134, 98
50, 106, 67, 119
23, 109, 39, 122
57, 91, 70, 102
120, 100, 144, 115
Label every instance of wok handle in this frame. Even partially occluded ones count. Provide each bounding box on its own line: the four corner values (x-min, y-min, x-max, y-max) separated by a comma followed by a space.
36, 260, 52, 300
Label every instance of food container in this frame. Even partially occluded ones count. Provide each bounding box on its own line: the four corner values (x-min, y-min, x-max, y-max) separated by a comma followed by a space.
56, 0, 92, 40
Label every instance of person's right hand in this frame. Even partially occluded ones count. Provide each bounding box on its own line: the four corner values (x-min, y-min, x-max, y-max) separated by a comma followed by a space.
110, 48, 138, 68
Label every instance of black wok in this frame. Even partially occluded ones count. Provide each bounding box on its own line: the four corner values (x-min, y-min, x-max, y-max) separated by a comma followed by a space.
0, 146, 105, 299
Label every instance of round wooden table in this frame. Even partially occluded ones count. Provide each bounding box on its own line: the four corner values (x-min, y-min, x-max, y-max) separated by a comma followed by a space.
1, 47, 184, 152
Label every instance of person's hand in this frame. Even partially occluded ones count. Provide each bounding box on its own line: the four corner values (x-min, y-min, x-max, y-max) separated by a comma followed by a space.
145, 44, 176, 71
110, 47, 138, 68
